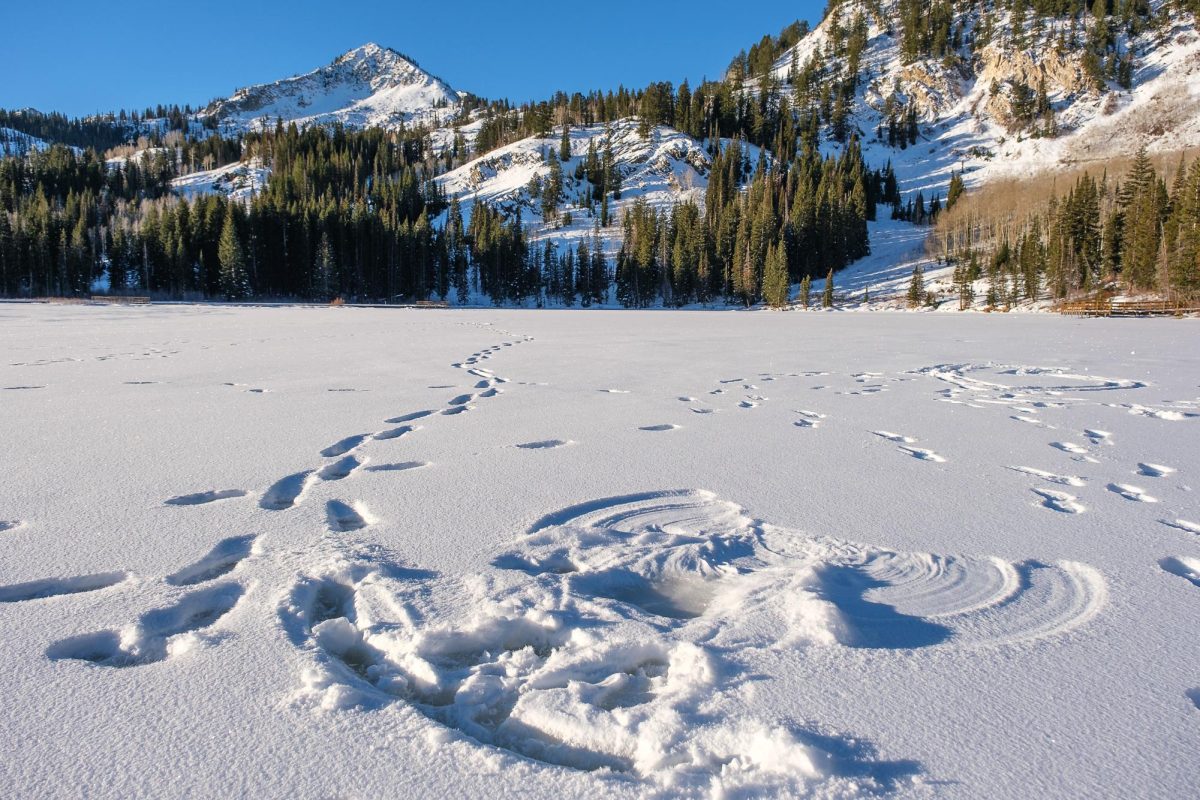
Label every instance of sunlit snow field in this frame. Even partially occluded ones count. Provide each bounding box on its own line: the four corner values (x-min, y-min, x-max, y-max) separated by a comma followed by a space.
1, 304, 1197, 798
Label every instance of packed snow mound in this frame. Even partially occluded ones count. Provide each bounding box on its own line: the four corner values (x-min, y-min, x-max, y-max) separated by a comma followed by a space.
287, 487, 1104, 794
198, 43, 461, 133
437, 120, 720, 255
769, 0, 1200, 193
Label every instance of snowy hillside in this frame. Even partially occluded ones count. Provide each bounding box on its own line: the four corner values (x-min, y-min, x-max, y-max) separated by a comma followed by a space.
198, 43, 462, 133
770, 0, 1200, 195
0, 127, 51, 157
436, 120, 722, 256
171, 157, 271, 202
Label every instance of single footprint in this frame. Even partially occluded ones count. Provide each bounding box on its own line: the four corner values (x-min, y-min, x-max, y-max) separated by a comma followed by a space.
1107, 484, 1158, 503
1186, 688, 1200, 711
326, 501, 371, 533
321, 434, 369, 458
386, 410, 434, 424
0, 572, 129, 603
46, 583, 244, 668
1007, 467, 1086, 488
318, 456, 364, 481
599, 389, 630, 394
166, 535, 257, 586
1137, 463, 1175, 478
1084, 429, 1112, 445
447, 394, 474, 406
374, 425, 418, 441
0, 520, 26, 533
442, 405, 472, 416
260, 471, 315, 511
1033, 489, 1085, 514
165, 489, 248, 506
899, 446, 947, 463
691, 408, 716, 415
516, 440, 573, 450
1161, 519, 1200, 535
794, 419, 818, 429
873, 431, 917, 444
1159, 556, 1200, 588
1051, 442, 1089, 455
639, 424, 680, 432
366, 461, 430, 473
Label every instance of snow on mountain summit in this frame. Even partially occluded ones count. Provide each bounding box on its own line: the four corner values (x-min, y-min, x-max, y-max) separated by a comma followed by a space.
198, 43, 461, 133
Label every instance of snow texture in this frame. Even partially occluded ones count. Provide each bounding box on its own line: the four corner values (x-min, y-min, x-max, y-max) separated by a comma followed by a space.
0, 302, 1198, 797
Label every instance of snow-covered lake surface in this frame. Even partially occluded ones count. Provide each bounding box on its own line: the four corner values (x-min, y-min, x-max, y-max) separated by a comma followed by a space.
1, 304, 1197, 799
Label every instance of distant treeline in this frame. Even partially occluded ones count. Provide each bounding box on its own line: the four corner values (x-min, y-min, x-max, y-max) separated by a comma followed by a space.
0, 123, 887, 306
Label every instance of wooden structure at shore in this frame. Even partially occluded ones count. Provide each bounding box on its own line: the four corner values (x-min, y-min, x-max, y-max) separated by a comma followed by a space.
1057, 297, 1200, 317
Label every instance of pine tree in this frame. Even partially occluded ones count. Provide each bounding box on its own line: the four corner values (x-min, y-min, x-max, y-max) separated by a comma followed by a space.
218, 205, 250, 301
799, 274, 812, 308
907, 264, 926, 307
822, 268, 834, 308
560, 124, 571, 162
762, 242, 790, 307
946, 172, 965, 210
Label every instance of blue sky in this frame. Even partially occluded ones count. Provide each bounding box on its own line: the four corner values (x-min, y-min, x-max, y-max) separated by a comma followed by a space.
2, 1, 825, 117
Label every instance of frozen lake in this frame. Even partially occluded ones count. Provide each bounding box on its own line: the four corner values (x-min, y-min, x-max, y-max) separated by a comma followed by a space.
1, 303, 1197, 798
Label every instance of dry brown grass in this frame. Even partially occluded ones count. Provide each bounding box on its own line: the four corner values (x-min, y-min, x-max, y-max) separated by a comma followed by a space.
930, 149, 1197, 258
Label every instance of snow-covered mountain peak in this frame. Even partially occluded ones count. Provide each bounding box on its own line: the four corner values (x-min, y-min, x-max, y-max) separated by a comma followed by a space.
198, 43, 461, 133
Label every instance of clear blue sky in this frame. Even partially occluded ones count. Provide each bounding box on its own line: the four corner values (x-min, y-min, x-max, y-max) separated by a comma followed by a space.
1, 0, 826, 117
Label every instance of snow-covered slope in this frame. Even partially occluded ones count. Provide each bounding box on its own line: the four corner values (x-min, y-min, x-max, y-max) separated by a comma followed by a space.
198, 43, 461, 133
436, 120, 720, 256
171, 157, 271, 202
0, 127, 51, 157
771, 0, 1200, 195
